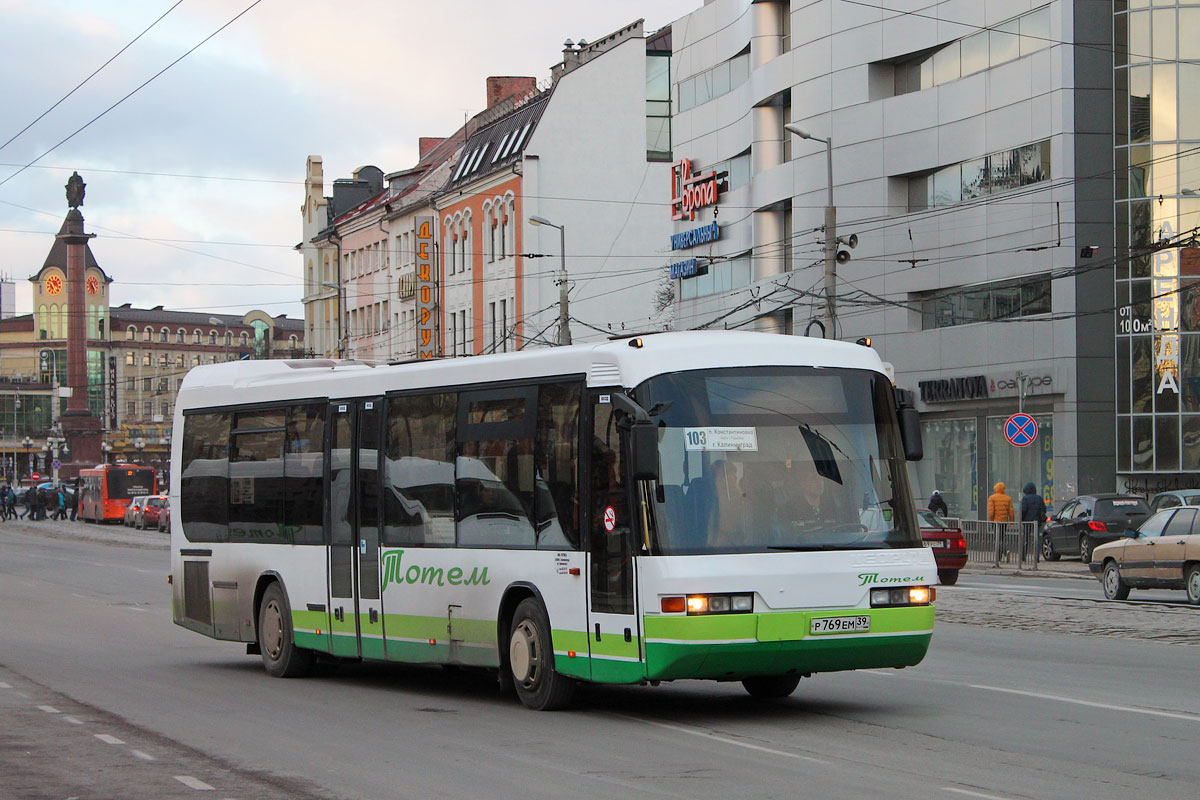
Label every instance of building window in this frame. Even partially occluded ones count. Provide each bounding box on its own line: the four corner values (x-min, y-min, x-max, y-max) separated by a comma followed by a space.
126, 377, 135, 391
143, 377, 152, 391
678, 49, 750, 112
679, 251, 754, 301
906, 140, 1051, 212
125, 351, 134, 366
176, 329, 185, 343
176, 354, 184, 367
918, 274, 1052, 329
127, 401, 136, 416
158, 379, 167, 393
143, 327, 152, 342
890, 5, 1050, 97
143, 400, 153, 416
647, 52, 672, 160
142, 353, 151, 367
191, 355, 200, 367
160, 328, 168, 342
126, 326, 136, 340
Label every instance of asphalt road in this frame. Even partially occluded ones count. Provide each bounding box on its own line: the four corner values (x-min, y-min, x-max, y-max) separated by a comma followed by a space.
1, 519, 1197, 799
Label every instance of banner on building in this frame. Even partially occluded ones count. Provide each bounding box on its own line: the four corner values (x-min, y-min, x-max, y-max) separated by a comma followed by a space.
107, 356, 117, 429
415, 217, 437, 359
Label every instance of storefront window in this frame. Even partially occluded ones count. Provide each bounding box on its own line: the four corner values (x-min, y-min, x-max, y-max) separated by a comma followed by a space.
986, 415, 1053, 512
915, 419, 978, 517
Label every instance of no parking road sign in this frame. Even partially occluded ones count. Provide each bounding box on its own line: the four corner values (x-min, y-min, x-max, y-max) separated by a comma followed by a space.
1004, 413, 1038, 447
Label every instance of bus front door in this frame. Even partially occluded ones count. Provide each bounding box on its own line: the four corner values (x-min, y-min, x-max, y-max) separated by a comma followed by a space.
326, 398, 385, 659
587, 395, 645, 683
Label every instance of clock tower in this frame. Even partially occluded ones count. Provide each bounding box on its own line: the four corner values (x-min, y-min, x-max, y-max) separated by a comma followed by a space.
29, 172, 110, 475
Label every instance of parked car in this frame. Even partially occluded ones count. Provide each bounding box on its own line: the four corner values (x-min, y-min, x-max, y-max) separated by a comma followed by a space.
1148, 489, 1200, 514
1041, 494, 1151, 563
157, 504, 171, 532
1090, 505, 1200, 604
136, 495, 168, 530
124, 495, 150, 527
918, 508, 967, 585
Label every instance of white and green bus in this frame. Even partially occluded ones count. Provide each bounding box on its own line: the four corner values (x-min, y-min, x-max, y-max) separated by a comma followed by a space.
170, 331, 935, 710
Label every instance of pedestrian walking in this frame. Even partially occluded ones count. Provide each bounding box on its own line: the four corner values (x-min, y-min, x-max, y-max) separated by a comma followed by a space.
69, 478, 79, 521
987, 482, 1014, 522
928, 489, 949, 517
1020, 482, 1047, 533
18, 489, 30, 519
4, 487, 14, 521
0, 486, 10, 520
53, 486, 67, 520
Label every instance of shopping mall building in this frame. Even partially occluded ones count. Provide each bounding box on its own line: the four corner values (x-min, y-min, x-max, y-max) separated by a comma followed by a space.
666, 0, 1197, 515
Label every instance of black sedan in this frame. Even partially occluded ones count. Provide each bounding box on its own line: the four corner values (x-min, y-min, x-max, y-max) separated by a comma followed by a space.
1041, 494, 1151, 563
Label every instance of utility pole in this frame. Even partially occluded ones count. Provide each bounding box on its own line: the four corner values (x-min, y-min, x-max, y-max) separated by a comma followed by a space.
786, 124, 837, 338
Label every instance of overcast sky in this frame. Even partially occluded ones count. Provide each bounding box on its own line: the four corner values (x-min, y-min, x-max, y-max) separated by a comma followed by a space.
0, 0, 698, 321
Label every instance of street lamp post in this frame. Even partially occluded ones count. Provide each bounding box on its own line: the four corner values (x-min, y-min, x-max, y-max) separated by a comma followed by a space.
320, 282, 346, 358
133, 437, 145, 464
101, 440, 112, 464
44, 424, 68, 486
21, 436, 32, 481
207, 317, 232, 362
528, 215, 570, 345
785, 123, 837, 339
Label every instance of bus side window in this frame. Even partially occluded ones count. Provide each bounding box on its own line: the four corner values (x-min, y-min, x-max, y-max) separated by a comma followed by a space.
285, 404, 325, 545
180, 411, 230, 542
456, 388, 537, 549
534, 382, 581, 550
383, 393, 458, 547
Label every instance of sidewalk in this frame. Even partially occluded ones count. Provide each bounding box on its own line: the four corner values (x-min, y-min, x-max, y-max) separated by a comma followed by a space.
963, 558, 1094, 580
0, 514, 167, 549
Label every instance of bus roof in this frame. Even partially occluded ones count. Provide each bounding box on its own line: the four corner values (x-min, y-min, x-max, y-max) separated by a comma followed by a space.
175, 331, 889, 410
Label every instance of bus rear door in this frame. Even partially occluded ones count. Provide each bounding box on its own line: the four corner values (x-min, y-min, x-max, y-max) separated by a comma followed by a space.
326, 398, 385, 659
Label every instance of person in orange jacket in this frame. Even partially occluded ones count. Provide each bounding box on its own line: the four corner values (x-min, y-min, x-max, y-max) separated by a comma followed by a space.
988, 481, 1014, 522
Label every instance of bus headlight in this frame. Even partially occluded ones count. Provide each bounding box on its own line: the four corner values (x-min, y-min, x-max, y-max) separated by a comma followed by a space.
677, 593, 753, 615
869, 586, 935, 607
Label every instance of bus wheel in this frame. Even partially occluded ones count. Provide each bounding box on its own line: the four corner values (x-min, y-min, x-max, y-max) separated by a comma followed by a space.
742, 675, 801, 699
508, 598, 575, 710
258, 582, 313, 678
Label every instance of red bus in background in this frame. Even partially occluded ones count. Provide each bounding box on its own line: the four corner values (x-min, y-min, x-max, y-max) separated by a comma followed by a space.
78, 464, 158, 523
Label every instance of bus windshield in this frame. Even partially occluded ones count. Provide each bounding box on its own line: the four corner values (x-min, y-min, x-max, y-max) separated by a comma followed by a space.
107, 468, 155, 500
639, 366, 919, 555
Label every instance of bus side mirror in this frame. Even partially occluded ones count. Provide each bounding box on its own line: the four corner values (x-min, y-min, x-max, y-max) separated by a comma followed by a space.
630, 422, 661, 482
894, 388, 923, 462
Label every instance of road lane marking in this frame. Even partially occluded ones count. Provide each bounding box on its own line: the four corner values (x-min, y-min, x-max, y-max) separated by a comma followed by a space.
174, 775, 215, 790
0, 682, 10, 689
95, 734, 125, 745
617, 715, 830, 764
131, 749, 155, 761
37, 705, 60, 713
63, 716, 83, 725
943, 788, 1015, 799
968, 685, 1200, 723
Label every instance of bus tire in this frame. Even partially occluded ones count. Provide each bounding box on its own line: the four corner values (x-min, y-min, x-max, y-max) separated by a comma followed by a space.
508, 598, 575, 711
742, 674, 801, 699
258, 582, 313, 678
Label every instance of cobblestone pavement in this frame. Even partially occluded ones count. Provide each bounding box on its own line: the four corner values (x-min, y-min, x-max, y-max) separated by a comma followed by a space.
937, 584, 1200, 645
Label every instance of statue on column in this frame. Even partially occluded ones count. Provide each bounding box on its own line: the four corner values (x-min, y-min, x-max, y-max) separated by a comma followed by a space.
66, 171, 85, 209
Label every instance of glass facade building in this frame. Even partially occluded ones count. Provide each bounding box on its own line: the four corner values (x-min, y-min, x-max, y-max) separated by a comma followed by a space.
1115, 2, 1200, 484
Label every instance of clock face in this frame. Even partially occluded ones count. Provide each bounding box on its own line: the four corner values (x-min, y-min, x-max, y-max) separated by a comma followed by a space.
45, 275, 63, 295
86, 275, 100, 295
